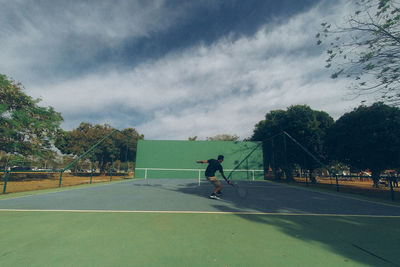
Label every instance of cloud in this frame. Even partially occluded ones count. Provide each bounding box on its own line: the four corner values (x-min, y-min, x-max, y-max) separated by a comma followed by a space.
0, 0, 193, 81
1, 0, 371, 140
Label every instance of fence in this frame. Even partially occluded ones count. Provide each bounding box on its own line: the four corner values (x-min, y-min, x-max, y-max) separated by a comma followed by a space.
0, 170, 133, 194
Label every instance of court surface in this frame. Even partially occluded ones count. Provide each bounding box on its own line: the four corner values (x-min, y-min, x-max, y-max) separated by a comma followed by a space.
0, 179, 399, 266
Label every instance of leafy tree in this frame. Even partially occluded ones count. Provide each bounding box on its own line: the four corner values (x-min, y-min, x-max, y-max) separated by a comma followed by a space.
0, 74, 63, 161
8, 154, 32, 168
206, 134, 240, 141
55, 123, 143, 173
30, 150, 60, 169
326, 102, 400, 187
61, 155, 75, 169
317, 0, 400, 105
252, 105, 334, 183
116, 128, 144, 164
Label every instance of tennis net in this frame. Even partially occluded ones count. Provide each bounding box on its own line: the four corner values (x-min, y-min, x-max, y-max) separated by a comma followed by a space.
134, 167, 264, 184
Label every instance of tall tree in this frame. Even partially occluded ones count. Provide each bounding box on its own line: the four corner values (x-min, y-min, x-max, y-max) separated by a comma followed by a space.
252, 105, 334, 183
116, 128, 144, 163
326, 102, 400, 187
317, 0, 400, 105
0, 74, 63, 159
55, 123, 143, 173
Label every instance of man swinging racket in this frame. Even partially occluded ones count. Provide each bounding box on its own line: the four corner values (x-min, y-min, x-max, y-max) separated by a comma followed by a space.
196, 155, 232, 199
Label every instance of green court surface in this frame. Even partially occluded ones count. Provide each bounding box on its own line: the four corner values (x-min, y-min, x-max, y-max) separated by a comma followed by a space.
0, 179, 400, 266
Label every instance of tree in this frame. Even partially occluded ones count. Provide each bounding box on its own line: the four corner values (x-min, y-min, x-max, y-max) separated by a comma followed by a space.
326, 102, 400, 187
0, 74, 63, 160
252, 105, 334, 183
206, 134, 240, 141
55, 123, 143, 173
33, 150, 60, 169
116, 128, 144, 164
317, 0, 400, 105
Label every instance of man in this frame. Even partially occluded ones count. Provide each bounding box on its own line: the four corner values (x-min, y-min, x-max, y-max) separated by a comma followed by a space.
196, 155, 232, 199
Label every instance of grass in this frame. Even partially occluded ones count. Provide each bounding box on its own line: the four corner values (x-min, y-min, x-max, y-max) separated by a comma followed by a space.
0, 173, 131, 195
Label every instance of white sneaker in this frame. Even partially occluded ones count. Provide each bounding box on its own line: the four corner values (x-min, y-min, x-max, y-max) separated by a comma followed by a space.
209, 194, 220, 200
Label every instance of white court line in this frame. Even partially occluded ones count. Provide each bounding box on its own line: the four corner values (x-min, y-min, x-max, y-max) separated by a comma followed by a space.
1, 179, 399, 210
0, 208, 399, 218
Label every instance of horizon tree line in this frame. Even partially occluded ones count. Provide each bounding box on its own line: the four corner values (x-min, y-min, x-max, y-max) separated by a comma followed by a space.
1, 71, 399, 186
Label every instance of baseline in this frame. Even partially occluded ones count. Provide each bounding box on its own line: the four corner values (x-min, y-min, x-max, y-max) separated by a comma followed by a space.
1, 208, 399, 218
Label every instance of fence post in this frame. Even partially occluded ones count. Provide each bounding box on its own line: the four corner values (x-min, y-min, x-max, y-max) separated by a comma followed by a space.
389, 178, 395, 201
335, 174, 339, 192
2, 171, 9, 194
58, 170, 64, 187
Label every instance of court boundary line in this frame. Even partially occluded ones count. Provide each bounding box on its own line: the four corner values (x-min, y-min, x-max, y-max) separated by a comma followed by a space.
0, 208, 399, 218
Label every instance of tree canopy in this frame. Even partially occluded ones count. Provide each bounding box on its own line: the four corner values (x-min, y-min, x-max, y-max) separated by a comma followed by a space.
206, 134, 240, 141
0, 74, 63, 158
317, 0, 400, 105
55, 123, 143, 173
326, 102, 400, 186
252, 105, 334, 182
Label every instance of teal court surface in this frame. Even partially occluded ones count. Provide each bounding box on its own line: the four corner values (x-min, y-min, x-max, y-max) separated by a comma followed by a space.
0, 178, 400, 266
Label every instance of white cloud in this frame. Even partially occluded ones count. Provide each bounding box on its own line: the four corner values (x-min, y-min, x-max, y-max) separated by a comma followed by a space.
2, 0, 373, 140
0, 0, 190, 82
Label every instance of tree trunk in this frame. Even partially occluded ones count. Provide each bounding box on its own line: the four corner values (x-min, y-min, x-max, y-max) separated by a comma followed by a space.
284, 167, 294, 182
275, 169, 281, 180
100, 160, 107, 175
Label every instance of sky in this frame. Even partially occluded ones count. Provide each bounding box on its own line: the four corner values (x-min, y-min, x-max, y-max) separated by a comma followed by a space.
0, 0, 374, 140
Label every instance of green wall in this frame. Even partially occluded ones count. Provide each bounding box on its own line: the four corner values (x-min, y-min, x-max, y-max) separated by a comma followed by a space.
134, 140, 264, 179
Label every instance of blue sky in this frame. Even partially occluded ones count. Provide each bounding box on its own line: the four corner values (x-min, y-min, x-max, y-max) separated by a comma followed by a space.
0, 0, 373, 140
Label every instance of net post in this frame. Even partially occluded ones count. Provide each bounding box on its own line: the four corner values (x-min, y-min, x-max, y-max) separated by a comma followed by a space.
198, 169, 201, 186
145, 168, 148, 179
252, 170, 255, 181
2, 171, 9, 194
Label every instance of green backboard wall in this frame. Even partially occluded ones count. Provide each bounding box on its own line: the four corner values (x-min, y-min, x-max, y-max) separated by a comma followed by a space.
134, 140, 264, 180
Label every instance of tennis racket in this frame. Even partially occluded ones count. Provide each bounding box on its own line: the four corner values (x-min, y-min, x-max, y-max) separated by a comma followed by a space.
230, 181, 248, 199
226, 170, 248, 199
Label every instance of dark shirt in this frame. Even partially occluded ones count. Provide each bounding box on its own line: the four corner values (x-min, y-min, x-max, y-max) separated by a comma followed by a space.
205, 159, 223, 177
